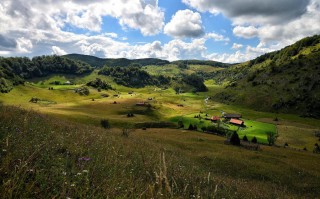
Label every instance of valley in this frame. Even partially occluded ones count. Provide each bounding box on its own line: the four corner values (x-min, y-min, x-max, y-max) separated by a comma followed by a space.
1, 36, 320, 198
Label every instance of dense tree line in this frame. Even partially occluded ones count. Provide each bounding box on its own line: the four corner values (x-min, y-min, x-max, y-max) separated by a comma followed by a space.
98, 66, 170, 88
0, 55, 93, 92
173, 60, 230, 68
65, 54, 170, 68
182, 74, 208, 92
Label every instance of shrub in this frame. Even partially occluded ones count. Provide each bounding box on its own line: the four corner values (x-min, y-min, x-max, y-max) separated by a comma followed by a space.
243, 135, 248, 142
75, 87, 90, 96
193, 125, 198, 131
177, 120, 184, 128
251, 136, 258, 143
230, 131, 240, 145
201, 126, 207, 132
188, 124, 194, 130
100, 119, 110, 129
267, 131, 275, 146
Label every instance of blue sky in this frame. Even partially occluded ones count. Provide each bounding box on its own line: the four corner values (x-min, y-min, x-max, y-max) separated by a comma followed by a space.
0, 0, 319, 63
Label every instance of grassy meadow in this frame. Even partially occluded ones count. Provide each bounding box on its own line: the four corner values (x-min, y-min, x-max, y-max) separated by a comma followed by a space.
1, 106, 320, 198
1, 67, 320, 198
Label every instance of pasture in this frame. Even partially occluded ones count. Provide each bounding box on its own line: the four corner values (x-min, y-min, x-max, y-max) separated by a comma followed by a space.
0, 73, 319, 149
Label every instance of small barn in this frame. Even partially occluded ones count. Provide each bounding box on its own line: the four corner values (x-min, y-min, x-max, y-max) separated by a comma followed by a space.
211, 116, 220, 122
64, 81, 71, 85
230, 118, 244, 126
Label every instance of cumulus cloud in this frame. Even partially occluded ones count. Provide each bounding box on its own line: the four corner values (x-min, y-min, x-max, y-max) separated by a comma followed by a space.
0, 0, 164, 35
232, 43, 243, 50
205, 32, 229, 42
164, 9, 204, 38
183, 0, 320, 62
52, 46, 67, 55
16, 37, 33, 53
182, 0, 310, 25
233, 26, 259, 39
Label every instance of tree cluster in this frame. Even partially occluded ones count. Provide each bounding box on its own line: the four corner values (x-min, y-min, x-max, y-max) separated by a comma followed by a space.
0, 55, 93, 93
86, 78, 112, 90
182, 74, 208, 92
98, 66, 170, 88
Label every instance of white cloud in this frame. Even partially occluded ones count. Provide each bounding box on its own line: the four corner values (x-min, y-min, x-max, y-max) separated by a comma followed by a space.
233, 26, 259, 39
232, 43, 243, 50
182, 0, 310, 25
205, 32, 229, 42
16, 37, 33, 53
52, 46, 67, 55
164, 9, 204, 38
0, 0, 165, 36
183, 0, 320, 62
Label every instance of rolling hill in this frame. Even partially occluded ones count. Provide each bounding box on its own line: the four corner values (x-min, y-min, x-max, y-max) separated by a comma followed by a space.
213, 35, 320, 118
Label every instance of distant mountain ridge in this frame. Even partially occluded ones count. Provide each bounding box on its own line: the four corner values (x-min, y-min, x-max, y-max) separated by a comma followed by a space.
64, 54, 231, 68
63, 54, 170, 68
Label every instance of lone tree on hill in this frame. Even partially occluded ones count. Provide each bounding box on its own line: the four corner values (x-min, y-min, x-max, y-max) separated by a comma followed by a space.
230, 131, 240, 145
267, 131, 275, 146
252, 136, 258, 143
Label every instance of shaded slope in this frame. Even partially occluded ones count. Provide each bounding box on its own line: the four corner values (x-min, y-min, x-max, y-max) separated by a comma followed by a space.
213, 35, 320, 117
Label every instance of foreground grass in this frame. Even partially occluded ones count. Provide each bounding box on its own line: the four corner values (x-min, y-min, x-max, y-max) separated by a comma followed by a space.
1, 105, 320, 198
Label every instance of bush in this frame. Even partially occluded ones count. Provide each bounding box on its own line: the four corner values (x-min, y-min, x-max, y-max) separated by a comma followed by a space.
75, 87, 90, 96
243, 135, 248, 142
100, 119, 110, 129
251, 136, 258, 143
230, 131, 240, 145
267, 131, 275, 146
178, 120, 184, 128
188, 124, 194, 130
201, 126, 207, 132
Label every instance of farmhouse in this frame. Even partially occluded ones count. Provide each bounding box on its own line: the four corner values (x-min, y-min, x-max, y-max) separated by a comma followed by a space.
64, 81, 71, 85
211, 116, 220, 122
230, 118, 244, 126
136, 102, 148, 106
223, 114, 242, 119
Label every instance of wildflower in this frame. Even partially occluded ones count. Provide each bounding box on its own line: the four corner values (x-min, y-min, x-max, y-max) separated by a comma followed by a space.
78, 157, 91, 162
2, 149, 7, 152
71, 183, 75, 187
62, 171, 67, 176
82, 170, 89, 173
76, 173, 82, 176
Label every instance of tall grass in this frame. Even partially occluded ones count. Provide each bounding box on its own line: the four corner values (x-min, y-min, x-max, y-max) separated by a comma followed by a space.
1, 105, 320, 198
0, 106, 224, 198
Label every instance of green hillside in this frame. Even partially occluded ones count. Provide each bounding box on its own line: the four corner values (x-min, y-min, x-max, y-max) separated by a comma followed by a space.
0, 55, 93, 93
213, 35, 320, 118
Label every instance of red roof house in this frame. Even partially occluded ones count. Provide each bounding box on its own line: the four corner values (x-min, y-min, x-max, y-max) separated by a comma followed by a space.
211, 116, 220, 121
230, 118, 244, 126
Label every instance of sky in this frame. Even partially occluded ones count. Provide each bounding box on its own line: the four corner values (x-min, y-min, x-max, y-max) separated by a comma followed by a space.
0, 0, 319, 63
